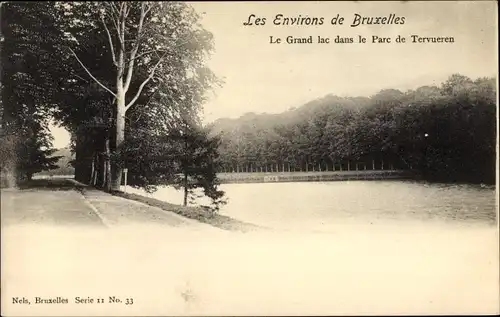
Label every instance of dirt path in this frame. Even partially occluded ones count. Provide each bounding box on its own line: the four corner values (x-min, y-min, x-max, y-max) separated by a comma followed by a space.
1, 188, 105, 227
1, 178, 218, 231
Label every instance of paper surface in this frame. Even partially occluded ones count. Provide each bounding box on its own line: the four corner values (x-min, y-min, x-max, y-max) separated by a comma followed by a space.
1, 1, 498, 316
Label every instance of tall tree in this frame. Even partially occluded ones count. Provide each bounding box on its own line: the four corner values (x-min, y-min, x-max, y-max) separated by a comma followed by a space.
1, 1, 62, 185
55, 1, 217, 190
175, 123, 225, 210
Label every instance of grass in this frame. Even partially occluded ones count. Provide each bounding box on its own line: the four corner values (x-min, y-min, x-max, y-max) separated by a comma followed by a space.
111, 191, 265, 233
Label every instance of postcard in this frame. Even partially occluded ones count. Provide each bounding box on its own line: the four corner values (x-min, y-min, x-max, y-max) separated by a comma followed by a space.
1, 1, 498, 316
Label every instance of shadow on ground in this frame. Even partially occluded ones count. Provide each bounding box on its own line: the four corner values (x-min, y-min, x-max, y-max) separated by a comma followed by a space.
16, 178, 86, 191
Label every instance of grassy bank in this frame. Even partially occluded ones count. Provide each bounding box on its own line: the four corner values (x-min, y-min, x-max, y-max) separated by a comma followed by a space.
109, 191, 265, 233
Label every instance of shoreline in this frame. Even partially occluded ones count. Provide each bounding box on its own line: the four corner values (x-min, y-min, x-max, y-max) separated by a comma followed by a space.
215, 170, 413, 184
106, 190, 266, 233
7, 177, 496, 232
27, 172, 496, 186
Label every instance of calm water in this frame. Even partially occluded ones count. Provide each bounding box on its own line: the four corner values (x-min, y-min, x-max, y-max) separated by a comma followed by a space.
124, 180, 497, 232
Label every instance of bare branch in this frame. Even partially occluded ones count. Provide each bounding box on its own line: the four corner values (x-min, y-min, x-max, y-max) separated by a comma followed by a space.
143, 3, 153, 17
112, 2, 126, 52
107, 3, 123, 50
101, 14, 117, 66
126, 49, 160, 63
125, 53, 167, 112
107, 5, 120, 29
110, 17, 121, 46
120, 5, 126, 51
123, 2, 149, 92
68, 48, 116, 97
129, 90, 158, 124
124, 2, 131, 19
73, 74, 89, 83
108, 2, 119, 17
119, 2, 125, 14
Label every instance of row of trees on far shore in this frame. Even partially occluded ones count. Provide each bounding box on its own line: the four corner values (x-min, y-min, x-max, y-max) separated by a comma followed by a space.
211, 74, 496, 184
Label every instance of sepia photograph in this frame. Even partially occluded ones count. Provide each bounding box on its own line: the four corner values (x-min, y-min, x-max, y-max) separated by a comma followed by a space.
1, 1, 498, 316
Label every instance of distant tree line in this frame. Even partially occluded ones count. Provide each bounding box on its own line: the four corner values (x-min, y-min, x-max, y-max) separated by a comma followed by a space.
211, 74, 496, 184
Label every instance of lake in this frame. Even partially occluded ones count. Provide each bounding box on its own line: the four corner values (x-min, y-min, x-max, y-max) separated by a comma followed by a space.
116, 180, 498, 315
123, 180, 497, 232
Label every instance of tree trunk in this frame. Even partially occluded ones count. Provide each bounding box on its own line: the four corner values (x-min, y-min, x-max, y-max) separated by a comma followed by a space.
183, 170, 188, 206
111, 92, 126, 191
100, 153, 106, 189
101, 160, 106, 188
91, 152, 99, 186
96, 153, 101, 186
104, 136, 112, 192
90, 153, 95, 185
74, 132, 85, 183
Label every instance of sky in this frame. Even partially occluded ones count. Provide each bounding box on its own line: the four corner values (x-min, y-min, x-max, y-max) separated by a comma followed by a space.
50, 1, 497, 148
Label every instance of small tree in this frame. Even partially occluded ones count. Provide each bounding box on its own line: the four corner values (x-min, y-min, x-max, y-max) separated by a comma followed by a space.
18, 133, 61, 181
120, 118, 226, 213
173, 124, 226, 213
0, 111, 61, 182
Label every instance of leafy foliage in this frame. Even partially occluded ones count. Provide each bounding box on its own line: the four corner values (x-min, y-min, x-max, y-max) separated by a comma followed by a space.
1, 1, 225, 207
121, 119, 226, 212
173, 124, 226, 212
50, 1, 221, 191
1, 1, 63, 184
212, 75, 496, 184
